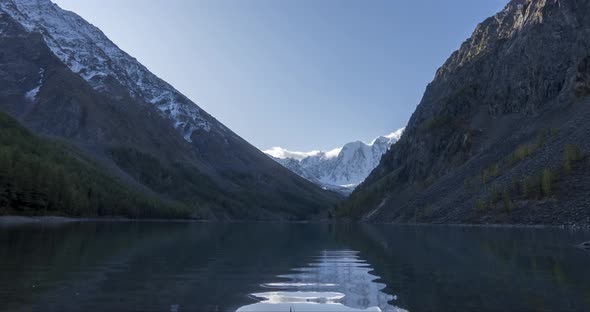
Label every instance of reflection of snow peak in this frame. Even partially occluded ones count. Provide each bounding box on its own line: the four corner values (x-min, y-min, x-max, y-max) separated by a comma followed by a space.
263, 283, 337, 288
251, 291, 345, 303
237, 302, 382, 312
236, 250, 408, 312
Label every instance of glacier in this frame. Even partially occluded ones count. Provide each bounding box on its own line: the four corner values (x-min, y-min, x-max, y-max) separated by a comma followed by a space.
265, 128, 404, 194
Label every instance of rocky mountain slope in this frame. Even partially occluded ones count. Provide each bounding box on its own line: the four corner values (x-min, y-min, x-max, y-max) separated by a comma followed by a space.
340, 0, 590, 225
0, 0, 340, 220
265, 129, 404, 194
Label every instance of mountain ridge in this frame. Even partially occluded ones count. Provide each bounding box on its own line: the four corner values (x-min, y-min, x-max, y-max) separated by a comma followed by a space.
0, 0, 218, 141
0, 0, 341, 220
265, 129, 404, 194
340, 0, 590, 225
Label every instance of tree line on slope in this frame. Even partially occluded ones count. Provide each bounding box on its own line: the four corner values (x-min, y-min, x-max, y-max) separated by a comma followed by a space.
0, 112, 193, 219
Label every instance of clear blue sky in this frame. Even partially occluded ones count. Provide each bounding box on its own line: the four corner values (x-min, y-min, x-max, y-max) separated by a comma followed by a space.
53, 0, 507, 152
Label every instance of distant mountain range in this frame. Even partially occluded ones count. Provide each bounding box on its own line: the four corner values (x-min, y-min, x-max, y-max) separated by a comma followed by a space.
0, 0, 340, 220
265, 129, 404, 194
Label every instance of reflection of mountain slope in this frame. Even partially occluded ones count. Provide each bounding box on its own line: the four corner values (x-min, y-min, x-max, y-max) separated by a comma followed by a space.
340, 225, 590, 311
237, 250, 407, 312
0, 223, 330, 312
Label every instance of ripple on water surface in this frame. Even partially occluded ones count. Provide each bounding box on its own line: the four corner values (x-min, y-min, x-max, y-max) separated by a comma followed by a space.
236, 250, 407, 312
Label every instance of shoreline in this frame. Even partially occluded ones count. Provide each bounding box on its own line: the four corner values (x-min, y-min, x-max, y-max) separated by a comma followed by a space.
407, 222, 590, 230
0, 215, 589, 230
0, 216, 207, 225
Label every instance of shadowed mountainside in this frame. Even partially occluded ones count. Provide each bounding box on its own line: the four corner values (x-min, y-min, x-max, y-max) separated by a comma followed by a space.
0, 111, 193, 218
0, 0, 340, 220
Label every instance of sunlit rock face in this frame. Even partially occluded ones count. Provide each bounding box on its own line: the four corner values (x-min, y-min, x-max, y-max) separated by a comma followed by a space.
237, 250, 407, 312
344, 0, 590, 225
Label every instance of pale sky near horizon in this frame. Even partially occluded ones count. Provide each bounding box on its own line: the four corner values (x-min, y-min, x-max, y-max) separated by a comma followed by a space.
52, 0, 507, 152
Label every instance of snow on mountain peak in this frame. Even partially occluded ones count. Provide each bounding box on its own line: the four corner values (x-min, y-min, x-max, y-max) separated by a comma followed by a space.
264, 147, 321, 161
266, 128, 405, 194
0, 0, 214, 142
324, 147, 343, 159
370, 128, 405, 145
264, 146, 343, 161
384, 128, 405, 141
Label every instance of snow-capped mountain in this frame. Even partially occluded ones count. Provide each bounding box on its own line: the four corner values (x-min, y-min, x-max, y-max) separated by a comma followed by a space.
265, 128, 404, 194
0, 0, 341, 219
0, 0, 220, 142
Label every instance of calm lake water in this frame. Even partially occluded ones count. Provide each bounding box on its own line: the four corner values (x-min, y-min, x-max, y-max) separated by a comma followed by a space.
1, 222, 589, 312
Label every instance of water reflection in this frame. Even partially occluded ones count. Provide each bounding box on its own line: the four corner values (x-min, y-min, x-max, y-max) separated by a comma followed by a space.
237, 250, 407, 312
1, 223, 589, 311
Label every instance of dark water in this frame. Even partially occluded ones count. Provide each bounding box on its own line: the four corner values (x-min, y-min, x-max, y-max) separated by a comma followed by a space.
1, 222, 589, 312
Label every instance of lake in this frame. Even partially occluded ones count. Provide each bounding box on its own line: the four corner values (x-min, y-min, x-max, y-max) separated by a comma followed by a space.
1, 222, 589, 311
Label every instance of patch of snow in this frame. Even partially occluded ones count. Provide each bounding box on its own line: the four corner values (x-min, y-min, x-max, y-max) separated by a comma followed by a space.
25, 85, 40, 101
24, 68, 44, 101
